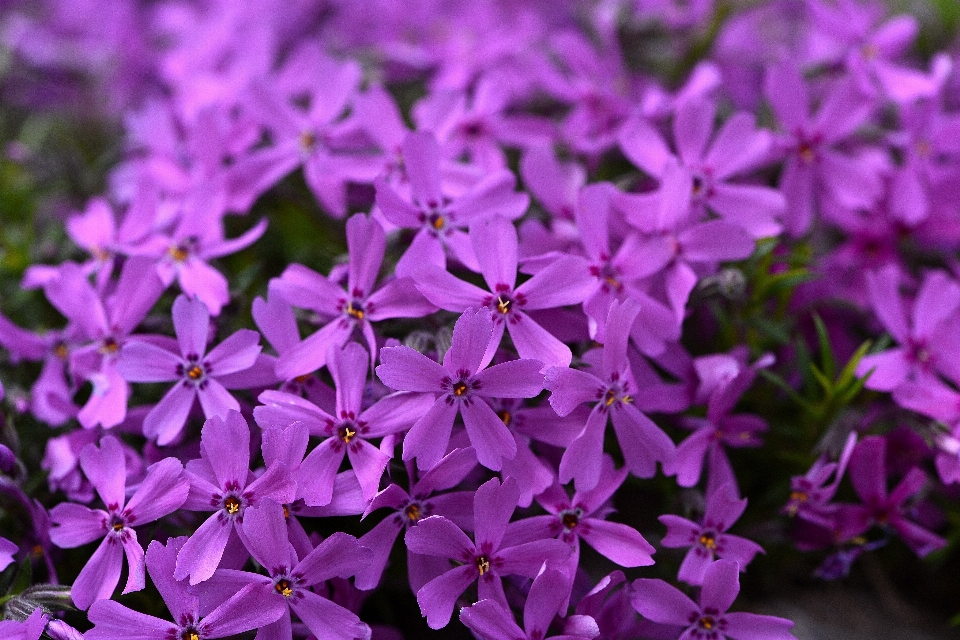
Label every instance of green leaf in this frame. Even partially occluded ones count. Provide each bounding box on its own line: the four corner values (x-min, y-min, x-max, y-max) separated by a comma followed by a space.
8, 557, 31, 596
812, 314, 835, 382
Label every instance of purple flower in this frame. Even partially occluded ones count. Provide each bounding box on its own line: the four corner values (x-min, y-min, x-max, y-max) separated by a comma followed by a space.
405, 477, 572, 629
255, 341, 434, 504
660, 483, 764, 585
0, 607, 46, 640
546, 299, 675, 491
631, 560, 796, 640
618, 97, 784, 238
85, 536, 287, 640
0, 536, 17, 571
271, 213, 436, 379
460, 565, 599, 640
174, 410, 296, 585
783, 432, 857, 528
198, 499, 373, 640
854, 265, 960, 393
414, 216, 594, 367
673, 352, 771, 490
377, 307, 545, 471
764, 60, 883, 235
374, 131, 530, 278
505, 456, 655, 572
117, 293, 262, 445
355, 447, 478, 593
40, 258, 164, 429
835, 435, 946, 556
48, 436, 188, 609
134, 207, 267, 316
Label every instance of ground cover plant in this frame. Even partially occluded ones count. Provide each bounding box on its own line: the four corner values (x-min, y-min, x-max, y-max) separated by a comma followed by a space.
1, 1, 960, 639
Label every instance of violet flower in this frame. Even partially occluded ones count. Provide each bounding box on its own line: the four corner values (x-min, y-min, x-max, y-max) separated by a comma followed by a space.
659, 483, 764, 585
618, 97, 784, 238
85, 536, 287, 640
117, 293, 262, 445
40, 258, 164, 429
545, 299, 675, 491
197, 499, 373, 640
0, 607, 46, 640
48, 436, 188, 609
271, 213, 436, 379
374, 131, 530, 278
505, 456, 655, 573
835, 435, 946, 556
854, 265, 960, 393
631, 560, 796, 640
414, 216, 594, 368
355, 447, 478, 593
255, 341, 434, 504
460, 565, 599, 640
405, 477, 571, 629
764, 59, 883, 235
174, 410, 296, 585
377, 307, 545, 471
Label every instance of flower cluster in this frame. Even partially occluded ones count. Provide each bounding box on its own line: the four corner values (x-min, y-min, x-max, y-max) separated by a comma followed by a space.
0, 0, 959, 638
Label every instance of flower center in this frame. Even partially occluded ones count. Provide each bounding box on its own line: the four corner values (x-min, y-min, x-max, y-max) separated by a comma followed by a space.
186, 364, 204, 380
497, 410, 511, 426
476, 556, 490, 576
561, 509, 581, 530
453, 381, 468, 396
100, 337, 120, 354
180, 629, 200, 640
603, 387, 631, 407
345, 300, 365, 320
169, 245, 189, 262
54, 342, 69, 360
699, 531, 717, 550
224, 496, 241, 515
698, 616, 715, 630
274, 579, 294, 597
496, 296, 511, 314
339, 424, 357, 443
798, 142, 816, 163
405, 503, 422, 521
300, 131, 316, 151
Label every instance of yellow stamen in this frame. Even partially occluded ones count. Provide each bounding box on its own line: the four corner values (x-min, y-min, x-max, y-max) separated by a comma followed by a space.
274, 579, 293, 597
798, 144, 815, 163
405, 504, 421, 521
54, 342, 69, 360
604, 389, 616, 406
699, 532, 717, 550
789, 491, 808, 503
182, 633, 200, 640
101, 338, 119, 354
453, 382, 468, 396
300, 131, 316, 150
282, 504, 290, 519
112, 522, 124, 532
341, 426, 356, 443
497, 411, 511, 426
346, 302, 364, 320
562, 513, 578, 529
168, 245, 189, 262
224, 497, 241, 514
496, 296, 511, 314
699, 616, 714, 630
186, 365, 203, 380
432, 215, 445, 230
476, 556, 490, 576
